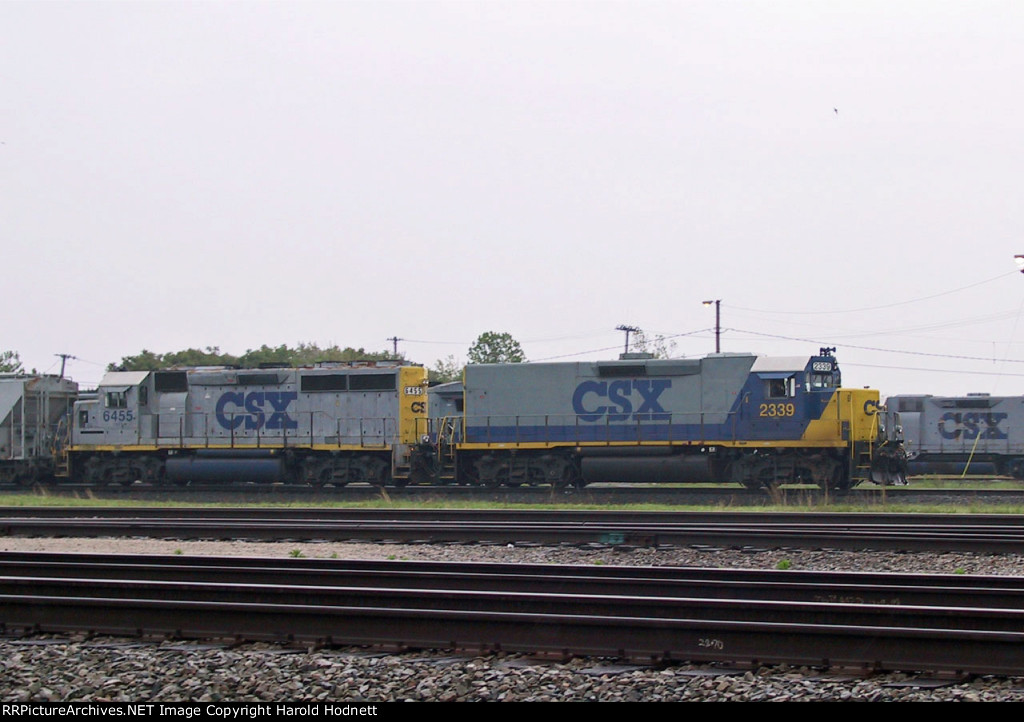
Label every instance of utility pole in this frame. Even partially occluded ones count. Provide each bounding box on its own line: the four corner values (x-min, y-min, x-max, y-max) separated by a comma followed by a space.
386, 337, 403, 358
54, 353, 77, 379
702, 300, 721, 353
616, 325, 640, 355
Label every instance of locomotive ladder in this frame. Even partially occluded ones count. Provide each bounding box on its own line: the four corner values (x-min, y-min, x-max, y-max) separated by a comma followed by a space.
51, 416, 71, 478
436, 416, 459, 478
54, 447, 70, 478
851, 409, 879, 484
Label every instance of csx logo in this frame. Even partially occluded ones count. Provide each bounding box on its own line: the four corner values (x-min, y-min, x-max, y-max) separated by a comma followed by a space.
215, 391, 299, 430
938, 412, 1008, 441
572, 379, 671, 422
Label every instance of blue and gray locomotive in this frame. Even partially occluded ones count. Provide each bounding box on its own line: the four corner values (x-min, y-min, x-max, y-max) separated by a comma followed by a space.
415, 348, 907, 491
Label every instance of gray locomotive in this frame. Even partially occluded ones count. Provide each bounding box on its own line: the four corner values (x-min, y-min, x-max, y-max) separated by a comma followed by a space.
888, 393, 1024, 477
67, 361, 430, 486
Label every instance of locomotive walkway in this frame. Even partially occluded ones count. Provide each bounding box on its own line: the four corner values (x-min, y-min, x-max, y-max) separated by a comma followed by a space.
2, 552, 1024, 676
3, 507, 1024, 552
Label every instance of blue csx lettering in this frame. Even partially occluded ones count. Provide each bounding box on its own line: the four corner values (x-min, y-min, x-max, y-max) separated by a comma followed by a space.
572, 380, 671, 422
938, 412, 1008, 441
215, 391, 298, 430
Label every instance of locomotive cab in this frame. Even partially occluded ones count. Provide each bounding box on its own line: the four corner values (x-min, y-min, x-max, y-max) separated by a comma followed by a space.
70, 370, 161, 485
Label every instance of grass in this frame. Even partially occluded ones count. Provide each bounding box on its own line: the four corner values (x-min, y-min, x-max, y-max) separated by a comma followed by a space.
2, 478, 1024, 515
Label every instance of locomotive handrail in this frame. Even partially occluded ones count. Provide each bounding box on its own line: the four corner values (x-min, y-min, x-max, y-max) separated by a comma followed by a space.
461, 411, 738, 447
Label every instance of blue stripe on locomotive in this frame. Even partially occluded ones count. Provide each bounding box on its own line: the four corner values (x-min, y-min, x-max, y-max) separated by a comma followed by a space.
461, 354, 838, 445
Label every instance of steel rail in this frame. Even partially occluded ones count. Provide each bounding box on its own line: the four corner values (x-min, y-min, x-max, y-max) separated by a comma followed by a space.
6, 506, 1024, 526
2, 552, 1024, 608
3, 554, 1024, 675
4, 511, 1024, 551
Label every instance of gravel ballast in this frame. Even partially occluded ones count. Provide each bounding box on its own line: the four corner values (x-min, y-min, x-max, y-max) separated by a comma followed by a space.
3, 536, 1024, 702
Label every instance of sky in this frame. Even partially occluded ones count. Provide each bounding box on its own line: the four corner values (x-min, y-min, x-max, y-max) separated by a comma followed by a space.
4, 0, 1024, 398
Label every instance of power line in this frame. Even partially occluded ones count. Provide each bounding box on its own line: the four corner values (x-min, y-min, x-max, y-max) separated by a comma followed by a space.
532, 329, 712, 362
845, 361, 1024, 379
729, 271, 1017, 315
730, 327, 1024, 364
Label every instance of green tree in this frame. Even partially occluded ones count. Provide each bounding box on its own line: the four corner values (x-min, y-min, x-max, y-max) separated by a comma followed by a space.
109, 349, 164, 371
632, 330, 677, 359
239, 343, 395, 367
429, 355, 463, 384
467, 332, 526, 364
0, 350, 23, 373
110, 347, 238, 371
163, 347, 239, 368
110, 343, 400, 371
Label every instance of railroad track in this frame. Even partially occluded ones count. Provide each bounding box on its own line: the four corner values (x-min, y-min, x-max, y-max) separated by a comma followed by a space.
2, 552, 1024, 676
20, 482, 1024, 506
3, 507, 1024, 552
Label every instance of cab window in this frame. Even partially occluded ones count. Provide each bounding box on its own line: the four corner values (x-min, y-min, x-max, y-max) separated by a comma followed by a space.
810, 372, 834, 389
765, 377, 795, 398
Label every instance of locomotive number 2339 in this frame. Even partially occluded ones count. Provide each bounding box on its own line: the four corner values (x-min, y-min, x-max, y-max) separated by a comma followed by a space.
759, 403, 796, 418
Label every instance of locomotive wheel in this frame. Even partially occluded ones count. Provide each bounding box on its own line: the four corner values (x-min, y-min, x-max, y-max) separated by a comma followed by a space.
311, 467, 331, 488
474, 456, 504, 488
819, 461, 848, 492
553, 465, 585, 491
369, 462, 390, 487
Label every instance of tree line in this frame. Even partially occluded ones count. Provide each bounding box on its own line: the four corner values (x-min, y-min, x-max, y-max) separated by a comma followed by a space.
0, 332, 529, 385
3, 327, 675, 384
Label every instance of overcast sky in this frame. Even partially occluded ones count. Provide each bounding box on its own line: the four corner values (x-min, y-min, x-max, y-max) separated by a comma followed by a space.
4, 0, 1024, 397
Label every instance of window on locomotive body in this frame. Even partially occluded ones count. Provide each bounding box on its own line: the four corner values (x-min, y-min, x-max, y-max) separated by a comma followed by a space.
105, 390, 127, 409
809, 372, 835, 390
765, 376, 796, 399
